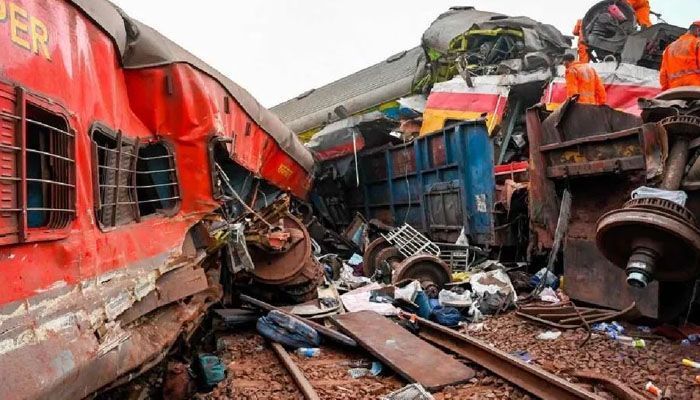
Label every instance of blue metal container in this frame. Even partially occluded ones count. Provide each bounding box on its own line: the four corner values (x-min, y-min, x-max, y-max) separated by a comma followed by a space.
351, 120, 494, 245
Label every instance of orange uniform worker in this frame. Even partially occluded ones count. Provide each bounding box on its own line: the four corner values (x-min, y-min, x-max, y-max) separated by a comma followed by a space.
563, 53, 607, 105
626, 0, 652, 28
659, 22, 700, 91
573, 19, 590, 63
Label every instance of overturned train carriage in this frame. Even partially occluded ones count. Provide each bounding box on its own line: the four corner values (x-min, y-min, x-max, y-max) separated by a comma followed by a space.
0, 1, 313, 399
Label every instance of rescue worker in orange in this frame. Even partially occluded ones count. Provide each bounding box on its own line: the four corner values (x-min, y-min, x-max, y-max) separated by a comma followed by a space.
563, 53, 607, 105
660, 21, 700, 91
625, 0, 652, 28
573, 19, 590, 63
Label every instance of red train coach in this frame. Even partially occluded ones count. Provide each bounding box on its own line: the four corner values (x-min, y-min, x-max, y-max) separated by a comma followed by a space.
0, 1, 314, 398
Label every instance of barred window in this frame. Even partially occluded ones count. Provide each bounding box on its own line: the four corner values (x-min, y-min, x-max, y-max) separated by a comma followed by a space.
92, 129, 138, 227
0, 85, 75, 245
135, 142, 179, 217
92, 128, 179, 229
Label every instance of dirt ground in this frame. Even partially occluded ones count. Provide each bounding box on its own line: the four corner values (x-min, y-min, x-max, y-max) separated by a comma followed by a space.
199, 312, 700, 400
467, 313, 700, 399
101, 309, 700, 400
200, 329, 530, 400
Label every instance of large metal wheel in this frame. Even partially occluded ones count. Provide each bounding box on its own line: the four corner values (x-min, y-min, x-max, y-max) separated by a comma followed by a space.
249, 213, 311, 285
392, 255, 452, 296
363, 237, 391, 277
374, 247, 405, 271
373, 246, 405, 283
596, 198, 700, 282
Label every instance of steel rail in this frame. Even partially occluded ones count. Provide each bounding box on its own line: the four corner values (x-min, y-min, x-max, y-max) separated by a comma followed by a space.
270, 342, 320, 400
414, 316, 604, 400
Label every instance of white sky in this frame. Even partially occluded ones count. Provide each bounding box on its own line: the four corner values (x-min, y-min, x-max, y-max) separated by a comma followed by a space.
111, 0, 696, 108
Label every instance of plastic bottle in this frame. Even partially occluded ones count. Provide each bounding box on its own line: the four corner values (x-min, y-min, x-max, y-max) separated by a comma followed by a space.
295, 348, 321, 358
617, 335, 645, 348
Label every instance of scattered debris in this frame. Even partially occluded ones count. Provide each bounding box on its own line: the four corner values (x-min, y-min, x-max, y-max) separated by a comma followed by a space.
414, 315, 604, 399
257, 310, 321, 349
536, 330, 563, 340
192, 354, 227, 389
382, 384, 434, 400
572, 370, 646, 400
240, 294, 357, 347
517, 302, 637, 330
270, 342, 321, 400
331, 311, 476, 391
16, 1, 700, 399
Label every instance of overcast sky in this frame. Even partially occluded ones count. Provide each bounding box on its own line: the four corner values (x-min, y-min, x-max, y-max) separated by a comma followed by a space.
111, 0, 696, 108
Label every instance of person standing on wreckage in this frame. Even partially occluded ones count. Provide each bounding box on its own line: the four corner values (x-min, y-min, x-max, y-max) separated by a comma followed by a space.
625, 0, 653, 28
572, 19, 590, 63
562, 53, 607, 106
659, 21, 700, 91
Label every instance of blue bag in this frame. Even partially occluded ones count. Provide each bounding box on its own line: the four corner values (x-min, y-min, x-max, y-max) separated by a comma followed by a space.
430, 305, 463, 327
256, 310, 321, 348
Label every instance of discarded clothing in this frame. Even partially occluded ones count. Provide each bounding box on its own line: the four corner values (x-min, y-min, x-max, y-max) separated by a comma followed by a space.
438, 288, 472, 308
382, 383, 434, 400
256, 310, 321, 348
431, 305, 463, 327
470, 268, 517, 312
341, 283, 398, 315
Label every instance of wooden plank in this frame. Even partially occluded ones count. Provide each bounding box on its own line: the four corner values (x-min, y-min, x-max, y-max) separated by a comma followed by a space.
331, 310, 474, 392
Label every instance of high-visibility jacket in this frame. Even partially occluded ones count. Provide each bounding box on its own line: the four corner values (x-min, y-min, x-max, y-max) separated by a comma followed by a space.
626, 0, 652, 27
573, 19, 590, 63
660, 33, 700, 90
565, 62, 607, 105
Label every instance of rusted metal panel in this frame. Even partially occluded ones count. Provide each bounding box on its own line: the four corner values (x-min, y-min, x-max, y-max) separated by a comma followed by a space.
118, 266, 209, 325
563, 175, 663, 318
546, 156, 645, 178
525, 107, 559, 252
414, 316, 604, 400
572, 370, 646, 400
541, 100, 642, 146
331, 311, 475, 392
565, 238, 660, 318
0, 291, 216, 400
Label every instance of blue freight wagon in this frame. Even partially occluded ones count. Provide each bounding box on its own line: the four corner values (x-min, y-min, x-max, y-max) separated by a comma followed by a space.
349, 120, 495, 245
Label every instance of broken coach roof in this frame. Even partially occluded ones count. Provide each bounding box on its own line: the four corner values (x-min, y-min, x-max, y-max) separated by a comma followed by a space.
271, 47, 427, 134
69, 0, 315, 173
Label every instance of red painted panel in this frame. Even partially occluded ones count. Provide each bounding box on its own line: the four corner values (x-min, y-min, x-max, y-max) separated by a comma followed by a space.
425, 92, 503, 113
0, 0, 312, 307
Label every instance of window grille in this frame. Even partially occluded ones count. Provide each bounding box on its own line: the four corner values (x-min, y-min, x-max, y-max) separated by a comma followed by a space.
0, 85, 75, 245
92, 129, 179, 228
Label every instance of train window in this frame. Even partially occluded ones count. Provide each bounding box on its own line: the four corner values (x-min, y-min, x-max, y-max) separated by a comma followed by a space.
135, 142, 179, 217
92, 130, 179, 228
208, 137, 255, 207
0, 84, 75, 245
92, 128, 138, 228
25, 104, 75, 229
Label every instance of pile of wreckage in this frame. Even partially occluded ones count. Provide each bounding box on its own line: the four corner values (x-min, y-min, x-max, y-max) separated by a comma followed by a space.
99, 1, 700, 399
